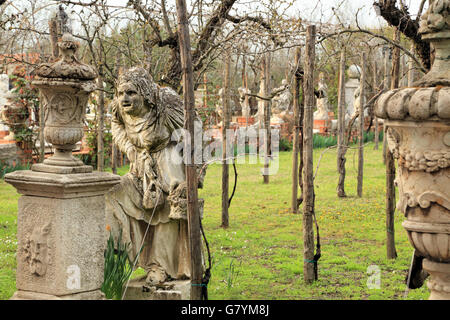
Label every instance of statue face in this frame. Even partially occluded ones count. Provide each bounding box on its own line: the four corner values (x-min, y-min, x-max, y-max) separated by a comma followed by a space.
117, 82, 146, 117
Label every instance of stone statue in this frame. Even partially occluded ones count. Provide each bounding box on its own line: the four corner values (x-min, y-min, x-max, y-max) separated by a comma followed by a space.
106, 67, 205, 287
271, 79, 292, 114
314, 73, 330, 120
215, 87, 236, 122
215, 87, 225, 119
1, 91, 29, 141
345, 64, 361, 117
238, 87, 251, 118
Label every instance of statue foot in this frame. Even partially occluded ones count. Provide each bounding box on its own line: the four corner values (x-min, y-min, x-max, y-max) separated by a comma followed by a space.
145, 264, 168, 287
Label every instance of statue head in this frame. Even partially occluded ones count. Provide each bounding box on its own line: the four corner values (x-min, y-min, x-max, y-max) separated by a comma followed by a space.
116, 67, 158, 118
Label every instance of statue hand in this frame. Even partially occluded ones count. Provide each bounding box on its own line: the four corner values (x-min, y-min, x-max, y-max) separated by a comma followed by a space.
127, 146, 137, 163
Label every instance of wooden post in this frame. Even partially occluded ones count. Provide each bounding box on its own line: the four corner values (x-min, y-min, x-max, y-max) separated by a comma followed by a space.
97, 63, 105, 172
291, 47, 301, 213
357, 53, 366, 197
204, 73, 207, 109
408, 44, 416, 86
373, 57, 379, 150
221, 53, 231, 228
176, 0, 202, 300
111, 54, 122, 174
337, 50, 347, 198
382, 46, 392, 164
263, 53, 271, 184
385, 28, 400, 260
303, 25, 316, 283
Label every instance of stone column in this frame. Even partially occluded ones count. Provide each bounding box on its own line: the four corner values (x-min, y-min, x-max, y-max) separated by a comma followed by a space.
5, 33, 120, 300
375, 1, 450, 300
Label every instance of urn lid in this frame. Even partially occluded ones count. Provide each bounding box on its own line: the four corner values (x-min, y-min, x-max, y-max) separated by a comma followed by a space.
34, 33, 97, 81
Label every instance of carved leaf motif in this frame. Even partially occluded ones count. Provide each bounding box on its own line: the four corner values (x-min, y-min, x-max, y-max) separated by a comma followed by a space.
417, 191, 450, 210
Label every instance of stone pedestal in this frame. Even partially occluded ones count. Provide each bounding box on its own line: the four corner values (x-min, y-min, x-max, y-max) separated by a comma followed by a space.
122, 279, 190, 300
345, 65, 361, 117
313, 119, 331, 134
5, 170, 120, 300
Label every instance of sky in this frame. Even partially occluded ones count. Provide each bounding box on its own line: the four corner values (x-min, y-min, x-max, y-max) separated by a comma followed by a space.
102, 0, 426, 28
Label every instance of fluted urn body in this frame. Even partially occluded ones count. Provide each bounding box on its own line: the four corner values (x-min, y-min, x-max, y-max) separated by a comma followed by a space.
32, 33, 97, 174
375, 0, 450, 300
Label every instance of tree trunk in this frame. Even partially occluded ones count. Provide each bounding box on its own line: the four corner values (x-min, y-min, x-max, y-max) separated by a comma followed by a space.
97, 64, 105, 172
382, 46, 392, 164
176, 0, 202, 300
408, 44, 416, 86
291, 48, 301, 213
263, 53, 271, 184
303, 25, 316, 284
337, 50, 347, 198
221, 53, 231, 228
373, 58, 379, 150
385, 28, 400, 260
357, 53, 366, 197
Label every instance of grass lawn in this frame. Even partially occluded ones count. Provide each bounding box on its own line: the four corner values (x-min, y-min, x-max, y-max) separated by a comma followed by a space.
0, 142, 428, 300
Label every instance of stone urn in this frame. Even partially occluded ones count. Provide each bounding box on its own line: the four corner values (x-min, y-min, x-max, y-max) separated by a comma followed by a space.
375, 0, 450, 300
31, 33, 97, 174
1, 91, 29, 141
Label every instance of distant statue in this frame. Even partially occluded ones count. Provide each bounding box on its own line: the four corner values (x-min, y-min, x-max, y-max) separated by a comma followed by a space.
57, 5, 72, 34
215, 88, 225, 119
106, 67, 205, 286
238, 87, 251, 118
215, 87, 236, 124
1, 91, 29, 141
314, 73, 330, 120
271, 79, 292, 115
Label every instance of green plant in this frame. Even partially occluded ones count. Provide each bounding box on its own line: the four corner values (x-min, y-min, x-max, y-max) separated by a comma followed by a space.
101, 228, 140, 300
84, 113, 113, 168
224, 258, 242, 289
0, 161, 30, 178
313, 134, 337, 149
279, 138, 293, 151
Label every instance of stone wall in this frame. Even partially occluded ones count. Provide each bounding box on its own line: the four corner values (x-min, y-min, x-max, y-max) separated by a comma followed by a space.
0, 143, 18, 166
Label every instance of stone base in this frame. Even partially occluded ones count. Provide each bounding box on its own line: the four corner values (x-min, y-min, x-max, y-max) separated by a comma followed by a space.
123, 279, 191, 300
423, 259, 450, 300
31, 163, 93, 174
10, 289, 105, 300
4, 170, 120, 297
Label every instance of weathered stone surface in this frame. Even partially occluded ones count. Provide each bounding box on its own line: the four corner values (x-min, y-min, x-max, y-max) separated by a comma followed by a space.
0, 143, 18, 166
314, 73, 330, 121
5, 170, 120, 198
15, 193, 106, 295
122, 279, 190, 300
107, 67, 206, 290
31, 33, 96, 172
5, 170, 120, 299
10, 289, 105, 300
374, 0, 450, 300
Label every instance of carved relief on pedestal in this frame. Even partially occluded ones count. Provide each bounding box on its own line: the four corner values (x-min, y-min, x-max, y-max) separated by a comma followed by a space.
22, 223, 51, 276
